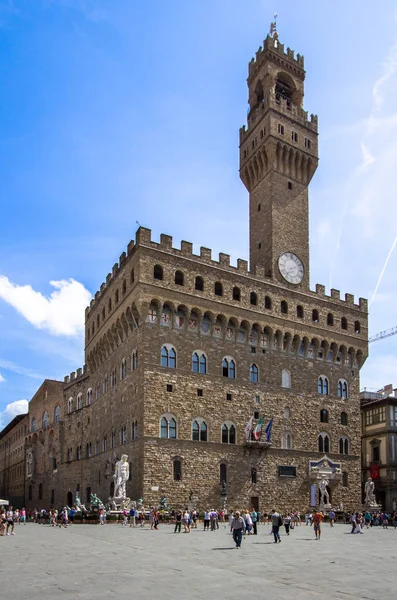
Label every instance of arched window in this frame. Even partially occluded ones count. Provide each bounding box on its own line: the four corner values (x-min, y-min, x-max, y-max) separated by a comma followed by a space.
281, 300, 288, 314
131, 350, 138, 370
160, 415, 177, 439
122, 279, 126, 295
233, 286, 241, 301
251, 468, 257, 484
327, 313, 334, 326
282, 433, 292, 449
195, 276, 204, 291
318, 376, 329, 395
108, 298, 112, 313
192, 352, 207, 374
320, 409, 329, 423
76, 445, 82, 460
121, 358, 127, 379
31, 417, 36, 433
284, 407, 291, 419
249, 364, 259, 383
161, 345, 177, 368
354, 321, 361, 334
297, 305, 304, 318
173, 459, 182, 481
339, 437, 349, 455
77, 393, 83, 409
265, 296, 272, 310
220, 463, 227, 483
312, 309, 319, 323
214, 281, 223, 296
68, 397, 73, 413
153, 265, 163, 280
102, 307, 105, 321
318, 433, 330, 453
221, 423, 236, 444
192, 420, 208, 442
250, 291, 258, 306
338, 379, 348, 399
341, 412, 348, 426
281, 369, 291, 388
175, 270, 184, 286
341, 317, 347, 330
130, 268, 135, 284
222, 358, 236, 379
54, 405, 60, 423
115, 289, 119, 304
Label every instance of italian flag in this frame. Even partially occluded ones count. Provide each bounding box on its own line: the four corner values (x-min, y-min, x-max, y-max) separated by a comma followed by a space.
253, 417, 264, 440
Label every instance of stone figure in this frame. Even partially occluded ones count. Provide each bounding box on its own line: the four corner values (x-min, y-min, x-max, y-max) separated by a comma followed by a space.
365, 477, 377, 506
318, 477, 330, 506
189, 489, 194, 502
26, 450, 33, 477
90, 493, 105, 509
113, 454, 129, 498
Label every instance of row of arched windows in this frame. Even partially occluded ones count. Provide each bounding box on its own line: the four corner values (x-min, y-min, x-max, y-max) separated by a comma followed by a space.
318, 377, 349, 398
151, 265, 362, 334
66, 422, 139, 462
31, 406, 61, 432
159, 415, 350, 453
320, 410, 348, 425
67, 389, 93, 414
87, 268, 136, 341
318, 433, 350, 455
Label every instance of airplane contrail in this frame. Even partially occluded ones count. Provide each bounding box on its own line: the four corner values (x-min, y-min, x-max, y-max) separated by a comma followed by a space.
369, 234, 397, 308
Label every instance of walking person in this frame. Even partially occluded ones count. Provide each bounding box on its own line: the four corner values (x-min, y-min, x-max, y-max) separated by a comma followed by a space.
328, 510, 335, 527
251, 508, 258, 535
6, 506, 15, 536
129, 506, 136, 527
183, 508, 191, 533
271, 509, 282, 543
203, 510, 210, 531
244, 510, 253, 535
230, 510, 245, 549
174, 510, 182, 533
283, 513, 291, 535
312, 510, 323, 540
20, 508, 26, 525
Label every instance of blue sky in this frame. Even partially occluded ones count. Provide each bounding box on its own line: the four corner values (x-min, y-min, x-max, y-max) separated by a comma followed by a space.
1, 0, 397, 426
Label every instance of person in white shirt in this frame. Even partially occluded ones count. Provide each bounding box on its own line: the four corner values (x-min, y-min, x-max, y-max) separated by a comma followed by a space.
203, 510, 210, 531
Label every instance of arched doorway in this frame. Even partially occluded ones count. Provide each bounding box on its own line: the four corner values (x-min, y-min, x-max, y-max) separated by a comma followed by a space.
67, 491, 73, 507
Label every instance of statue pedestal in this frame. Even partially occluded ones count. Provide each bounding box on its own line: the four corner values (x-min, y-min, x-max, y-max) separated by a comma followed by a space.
363, 503, 381, 512
319, 503, 332, 512
107, 496, 130, 511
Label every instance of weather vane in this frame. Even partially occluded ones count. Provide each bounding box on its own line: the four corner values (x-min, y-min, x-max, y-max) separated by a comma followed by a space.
269, 12, 279, 42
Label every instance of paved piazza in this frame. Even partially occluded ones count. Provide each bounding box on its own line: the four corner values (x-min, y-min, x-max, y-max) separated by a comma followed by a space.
2, 522, 396, 599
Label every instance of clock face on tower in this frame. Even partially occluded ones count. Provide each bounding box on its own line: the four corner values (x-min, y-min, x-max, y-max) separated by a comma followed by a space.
278, 252, 304, 284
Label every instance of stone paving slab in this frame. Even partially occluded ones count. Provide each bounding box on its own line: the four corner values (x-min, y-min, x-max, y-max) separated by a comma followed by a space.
1, 522, 396, 600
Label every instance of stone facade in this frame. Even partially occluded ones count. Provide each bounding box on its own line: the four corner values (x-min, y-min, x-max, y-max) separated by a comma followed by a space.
361, 385, 397, 512
0, 33, 368, 513
0, 414, 28, 506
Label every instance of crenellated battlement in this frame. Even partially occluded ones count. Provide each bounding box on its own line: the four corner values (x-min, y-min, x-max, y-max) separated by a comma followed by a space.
85, 226, 367, 317
64, 364, 88, 387
248, 36, 304, 77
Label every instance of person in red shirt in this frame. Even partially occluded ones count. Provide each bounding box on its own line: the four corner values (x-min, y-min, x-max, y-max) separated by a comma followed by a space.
312, 511, 323, 540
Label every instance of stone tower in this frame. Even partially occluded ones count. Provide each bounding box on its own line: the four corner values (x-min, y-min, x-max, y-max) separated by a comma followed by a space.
239, 34, 318, 289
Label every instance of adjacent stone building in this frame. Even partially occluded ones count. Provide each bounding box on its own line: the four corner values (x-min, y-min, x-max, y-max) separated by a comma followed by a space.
1, 32, 368, 512
0, 413, 28, 506
361, 384, 397, 512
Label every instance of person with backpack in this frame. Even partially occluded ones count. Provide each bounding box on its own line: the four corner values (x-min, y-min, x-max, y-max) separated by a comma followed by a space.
271, 509, 282, 543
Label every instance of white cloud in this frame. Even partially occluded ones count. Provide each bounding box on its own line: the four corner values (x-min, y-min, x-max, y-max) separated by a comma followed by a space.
0, 277, 91, 336
0, 358, 44, 380
0, 399, 28, 429
0, 373, 5, 383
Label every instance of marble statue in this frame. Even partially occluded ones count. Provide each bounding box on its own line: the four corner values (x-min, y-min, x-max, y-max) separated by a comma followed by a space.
364, 477, 377, 506
113, 454, 129, 498
318, 477, 330, 506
